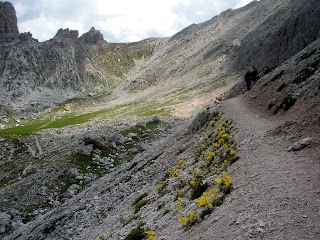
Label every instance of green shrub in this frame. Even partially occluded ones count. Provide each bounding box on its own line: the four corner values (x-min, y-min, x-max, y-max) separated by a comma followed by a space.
124, 226, 145, 240
162, 209, 170, 216
134, 199, 148, 213
122, 215, 140, 227
131, 192, 148, 206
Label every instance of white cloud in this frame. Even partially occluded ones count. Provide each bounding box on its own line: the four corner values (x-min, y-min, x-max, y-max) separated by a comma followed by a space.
9, 0, 254, 42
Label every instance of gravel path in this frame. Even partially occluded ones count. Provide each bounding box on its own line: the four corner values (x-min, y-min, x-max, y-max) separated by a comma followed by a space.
175, 95, 320, 239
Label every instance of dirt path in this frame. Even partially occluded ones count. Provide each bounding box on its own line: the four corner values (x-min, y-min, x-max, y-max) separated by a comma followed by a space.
176, 96, 320, 239
173, 81, 240, 119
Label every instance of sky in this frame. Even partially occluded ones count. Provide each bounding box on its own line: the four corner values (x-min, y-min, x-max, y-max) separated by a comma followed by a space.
8, 0, 254, 43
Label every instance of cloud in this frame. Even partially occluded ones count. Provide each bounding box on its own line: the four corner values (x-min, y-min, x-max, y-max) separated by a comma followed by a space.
9, 0, 254, 42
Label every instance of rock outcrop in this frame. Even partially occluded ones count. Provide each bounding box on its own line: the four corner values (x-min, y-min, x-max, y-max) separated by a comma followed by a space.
52, 28, 79, 42
79, 27, 104, 44
0, 1, 19, 43
233, 0, 320, 69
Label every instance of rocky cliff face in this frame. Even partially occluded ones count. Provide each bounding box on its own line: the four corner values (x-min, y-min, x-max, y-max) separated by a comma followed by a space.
125, 0, 320, 91
233, 0, 320, 69
0, 1, 19, 43
0, 25, 154, 112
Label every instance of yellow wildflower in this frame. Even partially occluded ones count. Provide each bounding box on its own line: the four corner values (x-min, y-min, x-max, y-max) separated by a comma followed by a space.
213, 142, 219, 149
168, 169, 178, 177
178, 159, 184, 165
224, 175, 232, 186
178, 197, 183, 201
145, 230, 155, 235
215, 177, 223, 184
209, 188, 215, 196
222, 144, 229, 149
194, 192, 213, 208
205, 151, 215, 161
190, 180, 197, 187
229, 149, 236, 155
178, 216, 189, 224
189, 211, 195, 219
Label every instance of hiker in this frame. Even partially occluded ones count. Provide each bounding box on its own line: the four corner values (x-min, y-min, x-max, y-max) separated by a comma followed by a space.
244, 68, 251, 91
264, 66, 271, 75
251, 66, 259, 86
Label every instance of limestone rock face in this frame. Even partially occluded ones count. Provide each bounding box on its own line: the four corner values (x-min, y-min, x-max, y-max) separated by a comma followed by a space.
233, 0, 320, 69
79, 27, 104, 44
52, 28, 79, 42
0, 2, 18, 34
0, 1, 19, 43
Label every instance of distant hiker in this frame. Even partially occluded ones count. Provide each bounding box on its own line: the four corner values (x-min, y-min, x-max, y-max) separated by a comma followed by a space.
244, 68, 251, 91
251, 66, 259, 86
264, 66, 271, 75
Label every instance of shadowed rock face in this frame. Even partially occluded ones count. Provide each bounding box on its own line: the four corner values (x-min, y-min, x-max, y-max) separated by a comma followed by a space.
79, 27, 104, 44
0, 1, 19, 43
0, 1, 18, 34
233, 0, 320, 70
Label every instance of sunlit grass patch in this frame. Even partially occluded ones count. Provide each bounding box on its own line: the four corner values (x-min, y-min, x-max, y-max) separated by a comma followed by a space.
0, 100, 172, 136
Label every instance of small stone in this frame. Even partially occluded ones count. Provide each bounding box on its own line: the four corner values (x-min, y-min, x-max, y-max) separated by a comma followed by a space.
257, 227, 265, 233
258, 219, 266, 227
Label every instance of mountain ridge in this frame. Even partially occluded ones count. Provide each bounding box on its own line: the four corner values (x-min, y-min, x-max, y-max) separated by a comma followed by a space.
0, 0, 319, 239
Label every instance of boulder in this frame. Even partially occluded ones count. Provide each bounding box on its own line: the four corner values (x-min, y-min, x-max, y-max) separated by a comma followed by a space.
136, 143, 146, 152
0, 212, 11, 234
136, 121, 147, 128
188, 108, 218, 134
150, 116, 161, 123
66, 168, 79, 178
113, 133, 126, 145
94, 139, 110, 150
78, 144, 94, 157
83, 134, 106, 145
288, 137, 312, 151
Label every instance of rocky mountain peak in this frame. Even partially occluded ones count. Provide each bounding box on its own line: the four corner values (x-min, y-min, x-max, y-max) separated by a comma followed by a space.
52, 28, 79, 42
79, 26, 105, 44
0, 1, 19, 43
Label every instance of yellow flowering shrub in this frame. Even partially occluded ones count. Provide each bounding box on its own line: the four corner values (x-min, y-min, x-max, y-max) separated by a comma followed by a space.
215, 175, 232, 194
168, 168, 179, 177
205, 151, 215, 161
189, 180, 197, 187
177, 159, 184, 165
229, 149, 236, 155
177, 197, 184, 210
178, 216, 189, 224
145, 229, 156, 239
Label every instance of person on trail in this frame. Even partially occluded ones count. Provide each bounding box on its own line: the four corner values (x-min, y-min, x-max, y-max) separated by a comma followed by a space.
244, 68, 252, 91
264, 66, 271, 75
251, 66, 259, 86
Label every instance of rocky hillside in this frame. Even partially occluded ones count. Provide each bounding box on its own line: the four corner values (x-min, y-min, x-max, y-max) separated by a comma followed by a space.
0, 2, 155, 112
0, 0, 319, 239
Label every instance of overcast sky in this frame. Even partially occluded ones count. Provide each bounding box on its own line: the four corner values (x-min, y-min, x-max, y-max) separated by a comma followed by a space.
8, 0, 253, 43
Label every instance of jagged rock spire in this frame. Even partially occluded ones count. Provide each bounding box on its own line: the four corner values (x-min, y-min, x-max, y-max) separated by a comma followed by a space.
0, 1, 19, 43
0, 1, 18, 34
